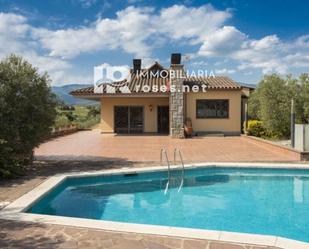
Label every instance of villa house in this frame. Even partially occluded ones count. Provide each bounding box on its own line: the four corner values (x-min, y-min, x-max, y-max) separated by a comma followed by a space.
71, 54, 249, 138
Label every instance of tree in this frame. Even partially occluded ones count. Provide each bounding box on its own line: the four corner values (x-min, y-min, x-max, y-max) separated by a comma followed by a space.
298, 74, 309, 123
258, 74, 292, 137
65, 111, 77, 122
248, 73, 309, 138
87, 105, 100, 117
0, 55, 57, 178
247, 87, 261, 120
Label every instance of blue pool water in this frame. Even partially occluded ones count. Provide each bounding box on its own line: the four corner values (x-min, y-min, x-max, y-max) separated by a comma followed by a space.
27, 167, 309, 242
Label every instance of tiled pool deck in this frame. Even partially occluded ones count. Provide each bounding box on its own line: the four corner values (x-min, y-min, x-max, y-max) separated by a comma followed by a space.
34, 130, 300, 162
0, 219, 280, 249
0, 164, 285, 249
0, 131, 306, 249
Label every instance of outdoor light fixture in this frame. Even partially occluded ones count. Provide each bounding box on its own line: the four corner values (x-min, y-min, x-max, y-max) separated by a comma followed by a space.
149, 104, 153, 112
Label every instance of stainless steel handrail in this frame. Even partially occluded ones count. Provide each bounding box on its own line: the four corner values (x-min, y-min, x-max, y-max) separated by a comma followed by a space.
174, 148, 185, 191
160, 148, 171, 194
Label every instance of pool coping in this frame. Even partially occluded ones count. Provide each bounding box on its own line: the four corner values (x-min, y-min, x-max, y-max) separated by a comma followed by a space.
1, 162, 309, 249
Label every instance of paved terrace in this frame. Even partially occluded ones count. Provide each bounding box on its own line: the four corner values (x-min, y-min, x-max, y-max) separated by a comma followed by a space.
0, 219, 281, 249
0, 130, 300, 249
35, 130, 299, 162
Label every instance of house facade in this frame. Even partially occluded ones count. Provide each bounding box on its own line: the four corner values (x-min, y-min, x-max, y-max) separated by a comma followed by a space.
71, 54, 249, 138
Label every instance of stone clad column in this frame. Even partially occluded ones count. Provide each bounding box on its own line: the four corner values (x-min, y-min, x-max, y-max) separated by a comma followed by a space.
170, 63, 185, 138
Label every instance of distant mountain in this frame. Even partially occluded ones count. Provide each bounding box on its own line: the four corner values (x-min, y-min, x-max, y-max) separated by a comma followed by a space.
52, 84, 97, 105
237, 82, 256, 89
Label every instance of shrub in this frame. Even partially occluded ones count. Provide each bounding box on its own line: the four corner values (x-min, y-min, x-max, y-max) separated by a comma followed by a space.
0, 139, 22, 178
54, 115, 71, 128
246, 120, 268, 137
64, 111, 77, 122
87, 105, 100, 117
0, 55, 57, 178
248, 73, 309, 138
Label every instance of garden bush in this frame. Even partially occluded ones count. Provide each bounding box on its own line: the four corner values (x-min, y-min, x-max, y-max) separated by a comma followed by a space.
0, 55, 57, 178
248, 73, 309, 138
246, 120, 268, 137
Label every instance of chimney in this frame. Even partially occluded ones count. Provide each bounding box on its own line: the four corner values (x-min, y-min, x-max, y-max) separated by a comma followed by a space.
171, 53, 181, 65
133, 59, 141, 74
169, 53, 185, 139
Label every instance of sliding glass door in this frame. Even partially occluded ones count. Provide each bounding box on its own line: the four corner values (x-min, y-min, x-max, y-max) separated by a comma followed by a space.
114, 106, 144, 134
114, 106, 129, 133
129, 106, 143, 133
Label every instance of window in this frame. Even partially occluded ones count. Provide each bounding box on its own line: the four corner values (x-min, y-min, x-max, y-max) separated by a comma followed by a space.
114, 106, 144, 133
196, 99, 229, 118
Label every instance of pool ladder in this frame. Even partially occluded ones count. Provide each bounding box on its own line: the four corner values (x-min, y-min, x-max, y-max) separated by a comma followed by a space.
160, 148, 185, 194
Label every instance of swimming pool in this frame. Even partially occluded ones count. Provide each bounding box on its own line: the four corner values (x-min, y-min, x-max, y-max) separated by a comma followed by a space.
26, 166, 309, 243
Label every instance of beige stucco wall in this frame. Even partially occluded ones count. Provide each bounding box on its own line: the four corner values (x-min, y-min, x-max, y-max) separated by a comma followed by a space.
186, 90, 242, 134
100, 97, 169, 133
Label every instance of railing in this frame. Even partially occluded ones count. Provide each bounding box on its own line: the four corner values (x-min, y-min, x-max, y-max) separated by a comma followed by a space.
160, 148, 171, 194
174, 148, 185, 192
50, 124, 79, 138
160, 148, 185, 194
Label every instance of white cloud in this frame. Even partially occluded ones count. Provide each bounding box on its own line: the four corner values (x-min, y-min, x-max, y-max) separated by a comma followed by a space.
1, 3, 309, 86
0, 5, 233, 81
198, 26, 309, 74
31, 5, 231, 59
191, 60, 208, 67
249, 35, 280, 51
76, 0, 97, 8
0, 13, 74, 84
215, 68, 236, 74
198, 26, 247, 56
51, 70, 92, 86
0, 13, 30, 54
32, 6, 155, 59
157, 4, 231, 42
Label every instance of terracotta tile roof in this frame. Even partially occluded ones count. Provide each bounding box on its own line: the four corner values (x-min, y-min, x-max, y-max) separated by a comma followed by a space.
184, 76, 241, 90
70, 74, 241, 96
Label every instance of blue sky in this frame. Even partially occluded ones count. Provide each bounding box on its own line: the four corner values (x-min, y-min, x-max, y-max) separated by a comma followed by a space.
0, 0, 309, 86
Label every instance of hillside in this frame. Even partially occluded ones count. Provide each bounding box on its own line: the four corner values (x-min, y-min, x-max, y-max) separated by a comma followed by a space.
52, 84, 96, 105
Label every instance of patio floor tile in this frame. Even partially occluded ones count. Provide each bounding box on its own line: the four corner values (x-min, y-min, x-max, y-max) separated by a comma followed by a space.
35, 130, 300, 163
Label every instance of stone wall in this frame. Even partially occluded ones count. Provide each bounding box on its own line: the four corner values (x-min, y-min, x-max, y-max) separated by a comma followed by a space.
170, 64, 185, 138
